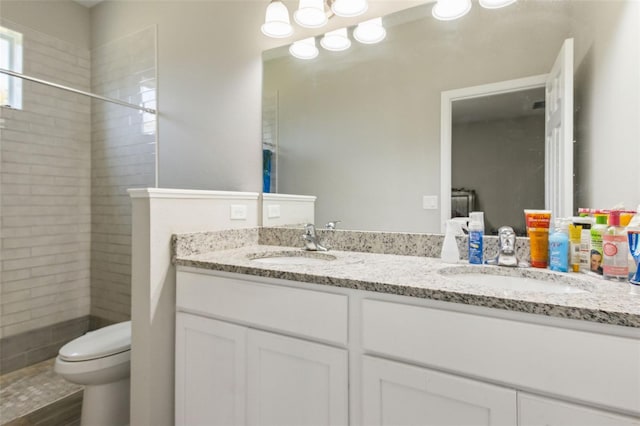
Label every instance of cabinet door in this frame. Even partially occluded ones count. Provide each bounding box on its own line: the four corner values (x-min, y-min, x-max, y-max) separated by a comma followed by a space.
247, 329, 348, 426
518, 393, 640, 426
362, 356, 517, 426
175, 313, 246, 426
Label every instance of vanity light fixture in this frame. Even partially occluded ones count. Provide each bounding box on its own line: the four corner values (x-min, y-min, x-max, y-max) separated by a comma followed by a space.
320, 27, 351, 51
432, 0, 472, 21
479, 0, 517, 8
353, 17, 386, 44
289, 37, 320, 59
331, 0, 368, 17
294, 0, 328, 28
261, 0, 293, 38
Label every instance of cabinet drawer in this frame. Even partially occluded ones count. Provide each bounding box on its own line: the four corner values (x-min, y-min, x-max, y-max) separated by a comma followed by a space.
177, 270, 348, 345
362, 299, 640, 415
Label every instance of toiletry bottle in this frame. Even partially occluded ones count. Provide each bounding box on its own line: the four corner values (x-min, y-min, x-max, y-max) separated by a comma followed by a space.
441, 219, 461, 264
590, 212, 608, 274
572, 216, 593, 273
568, 223, 582, 272
602, 210, 629, 281
549, 219, 569, 272
468, 211, 484, 264
625, 206, 640, 288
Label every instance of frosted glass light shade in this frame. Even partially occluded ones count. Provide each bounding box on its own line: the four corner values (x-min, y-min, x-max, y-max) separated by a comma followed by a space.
479, 0, 516, 8
261, 0, 293, 38
353, 17, 386, 44
289, 37, 319, 59
331, 0, 368, 17
320, 28, 351, 51
432, 0, 472, 21
294, 0, 328, 28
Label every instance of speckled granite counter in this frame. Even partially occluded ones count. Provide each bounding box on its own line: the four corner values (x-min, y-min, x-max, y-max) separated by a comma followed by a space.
173, 228, 640, 329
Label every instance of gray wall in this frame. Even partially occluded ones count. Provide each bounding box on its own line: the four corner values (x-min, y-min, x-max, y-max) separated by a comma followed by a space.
452, 115, 545, 235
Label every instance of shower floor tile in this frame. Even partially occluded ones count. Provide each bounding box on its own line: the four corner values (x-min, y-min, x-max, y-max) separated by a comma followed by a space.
0, 358, 82, 425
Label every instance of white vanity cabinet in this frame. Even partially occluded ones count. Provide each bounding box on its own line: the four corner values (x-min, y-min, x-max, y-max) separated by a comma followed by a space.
175, 270, 349, 426
362, 355, 517, 426
518, 394, 640, 426
175, 268, 640, 426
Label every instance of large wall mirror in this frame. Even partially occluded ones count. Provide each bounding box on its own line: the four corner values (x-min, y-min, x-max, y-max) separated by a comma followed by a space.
262, 0, 639, 234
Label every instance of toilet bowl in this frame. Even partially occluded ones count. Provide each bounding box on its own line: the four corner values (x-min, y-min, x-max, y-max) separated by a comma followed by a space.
55, 321, 131, 426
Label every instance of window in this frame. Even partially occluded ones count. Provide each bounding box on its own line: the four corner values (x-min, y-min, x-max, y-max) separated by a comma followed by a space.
0, 26, 23, 109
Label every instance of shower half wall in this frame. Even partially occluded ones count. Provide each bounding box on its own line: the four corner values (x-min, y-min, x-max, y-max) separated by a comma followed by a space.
0, 20, 157, 373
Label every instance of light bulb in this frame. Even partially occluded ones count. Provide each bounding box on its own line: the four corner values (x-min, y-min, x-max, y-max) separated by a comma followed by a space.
320, 28, 351, 51
290, 37, 319, 59
353, 17, 386, 44
261, 0, 293, 38
432, 0, 472, 21
331, 0, 368, 18
479, 0, 517, 9
294, 0, 328, 28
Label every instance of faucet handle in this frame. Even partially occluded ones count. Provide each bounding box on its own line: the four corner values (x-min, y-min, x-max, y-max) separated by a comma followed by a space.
304, 223, 316, 235
325, 220, 341, 230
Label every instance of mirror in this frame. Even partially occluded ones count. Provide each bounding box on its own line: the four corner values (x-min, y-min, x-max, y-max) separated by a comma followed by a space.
262, 0, 639, 234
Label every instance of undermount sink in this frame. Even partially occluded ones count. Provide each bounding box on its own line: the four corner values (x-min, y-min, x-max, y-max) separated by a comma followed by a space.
440, 267, 590, 294
249, 251, 336, 266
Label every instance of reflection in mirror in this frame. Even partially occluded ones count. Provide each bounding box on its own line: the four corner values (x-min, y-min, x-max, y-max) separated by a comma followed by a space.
263, 0, 639, 234
451, 87, 546, 236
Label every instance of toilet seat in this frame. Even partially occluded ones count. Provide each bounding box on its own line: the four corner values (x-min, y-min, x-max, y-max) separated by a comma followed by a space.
59, 321, 131, 362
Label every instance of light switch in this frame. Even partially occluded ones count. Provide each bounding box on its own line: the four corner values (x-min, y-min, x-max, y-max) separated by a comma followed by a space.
423, 195, 438, 210
267, 204, 281, 219
230, 204, 247, 220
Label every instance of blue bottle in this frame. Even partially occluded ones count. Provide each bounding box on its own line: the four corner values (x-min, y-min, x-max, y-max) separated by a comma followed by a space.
549, 219, 570, 272
468, 211, 484, 264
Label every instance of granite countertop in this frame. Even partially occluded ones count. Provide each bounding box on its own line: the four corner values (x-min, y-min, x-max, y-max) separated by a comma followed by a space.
174, 229, 640, 328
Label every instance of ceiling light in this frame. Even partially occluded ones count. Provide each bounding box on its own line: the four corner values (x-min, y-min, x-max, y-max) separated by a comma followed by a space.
432, 0, 472, 21
294, 0, 328, 28
320, 28, 351, 51
261, 0, 293, 38
479, 0, 517, 9
353, 17, 386, 44
290, 37, 319, 59
331, 0, 368, 18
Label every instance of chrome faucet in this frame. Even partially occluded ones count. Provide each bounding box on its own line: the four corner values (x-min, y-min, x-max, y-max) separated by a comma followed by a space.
491, 226, 519, 267
325, 220, 341, 230
303, 224, 327, 251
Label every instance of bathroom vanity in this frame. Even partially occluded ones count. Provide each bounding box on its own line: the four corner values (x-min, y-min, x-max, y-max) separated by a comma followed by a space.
173, 230, 640, 426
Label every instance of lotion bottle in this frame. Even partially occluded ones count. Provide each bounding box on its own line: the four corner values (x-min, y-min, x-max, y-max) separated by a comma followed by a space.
441, 219, 462, 263
549, 219, 569, 272
603, 210, 629, 281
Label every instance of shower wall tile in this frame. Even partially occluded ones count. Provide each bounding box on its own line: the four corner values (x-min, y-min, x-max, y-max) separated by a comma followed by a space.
0, 20, 91, 339
90, 26, 157, 323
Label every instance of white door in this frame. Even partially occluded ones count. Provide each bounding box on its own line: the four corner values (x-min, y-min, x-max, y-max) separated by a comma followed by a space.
545, 38, 574, 219
362, 356, 517, 426
175, 313, 247, 426
247, 329, 348, 426
518, 393, 640, 426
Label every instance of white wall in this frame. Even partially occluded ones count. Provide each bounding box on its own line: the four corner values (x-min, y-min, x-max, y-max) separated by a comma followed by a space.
573, 0, 640, 211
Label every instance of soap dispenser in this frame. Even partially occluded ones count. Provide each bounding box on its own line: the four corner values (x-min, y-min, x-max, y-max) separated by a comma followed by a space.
441, 219, 462, 263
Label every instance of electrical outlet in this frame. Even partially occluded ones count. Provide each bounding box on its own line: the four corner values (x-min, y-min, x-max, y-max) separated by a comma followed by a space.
230, 204, 247, 220
267, 204, 281, 219
423, 195, 438, 210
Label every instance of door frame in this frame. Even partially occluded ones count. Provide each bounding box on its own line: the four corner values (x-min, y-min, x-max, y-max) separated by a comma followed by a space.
439, 74, 548, 233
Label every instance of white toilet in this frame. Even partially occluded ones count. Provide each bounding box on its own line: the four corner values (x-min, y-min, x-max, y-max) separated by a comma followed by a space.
54, 321, 132, 426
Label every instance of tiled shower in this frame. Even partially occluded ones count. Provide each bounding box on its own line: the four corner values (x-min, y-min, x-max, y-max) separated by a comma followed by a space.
0, 20, 156, 375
